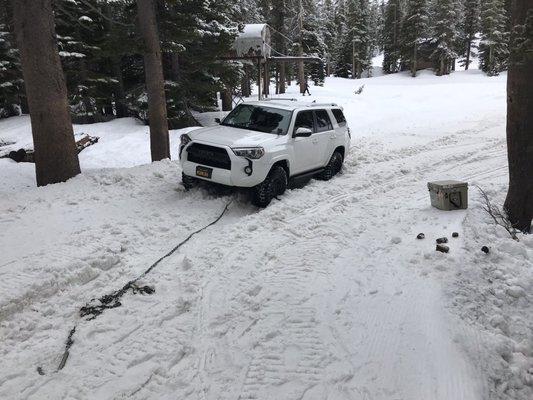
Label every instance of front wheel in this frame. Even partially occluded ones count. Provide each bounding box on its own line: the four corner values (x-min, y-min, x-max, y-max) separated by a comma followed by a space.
252, 166, 288, 208
318, 151, 343, 181
182, 173, 196, 190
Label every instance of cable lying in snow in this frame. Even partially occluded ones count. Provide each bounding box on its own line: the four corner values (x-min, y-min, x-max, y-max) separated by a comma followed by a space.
41, 200, 233, 375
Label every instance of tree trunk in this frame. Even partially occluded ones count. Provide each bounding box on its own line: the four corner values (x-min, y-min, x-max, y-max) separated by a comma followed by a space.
221, 87, 232, 111
504, 1, 533, 232
136, 0, 170, 161
465, 37, 472, 70
111, 56, 128, 118
263, 60, 270, 96
241, 66, 251, 97
411, 45, 418, 77
11, 0, 80, 187
438, 57, 444, 76
298, 47, 305, 93
275, 67, 279, 95
279, 62, 286, 94
103, 2, 127, 118
170, 53, 180, 81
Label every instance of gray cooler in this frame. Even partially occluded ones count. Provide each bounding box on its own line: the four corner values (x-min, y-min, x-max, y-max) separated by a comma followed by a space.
428, 180, 468, 210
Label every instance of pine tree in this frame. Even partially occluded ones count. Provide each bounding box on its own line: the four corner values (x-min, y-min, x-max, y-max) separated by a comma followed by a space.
382, 0, 402, 73
136, 0, 169, 161
348, 0, 372, 78
12, 0, 81, 186
460, 0, 480, 69
367, 0, 383, 63
479, 0, 509, 76
289, 0, 326, 87
270, 0, 289, 92
431, 0, 461, 75
234, 0, 263, 22
0, 3, 24, 118
54, 0, 114, 123
320, 0, 337, 75
401, 0, 430, 77
332, 0, 352, 77
503, 1, 532, 232
155, 0, 240, 125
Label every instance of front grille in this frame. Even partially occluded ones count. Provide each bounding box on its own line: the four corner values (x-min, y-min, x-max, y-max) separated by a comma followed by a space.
186, 143, 231, 170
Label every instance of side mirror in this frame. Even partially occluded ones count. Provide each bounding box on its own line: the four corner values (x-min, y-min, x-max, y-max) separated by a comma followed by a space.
215, 117, 221, 124
293, 127, 313, 138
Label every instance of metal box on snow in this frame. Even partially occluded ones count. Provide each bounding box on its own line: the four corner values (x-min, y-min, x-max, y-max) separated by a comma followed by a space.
428, 180, 468, 210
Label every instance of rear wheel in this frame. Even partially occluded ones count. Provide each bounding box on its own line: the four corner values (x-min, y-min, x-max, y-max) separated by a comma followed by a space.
318, 151, 343, 181
252, 166, 288, 207
182, 173, 196, 190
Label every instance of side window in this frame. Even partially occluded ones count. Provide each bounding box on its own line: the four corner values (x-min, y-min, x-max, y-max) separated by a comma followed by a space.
315, 110, 333, 132
294, 111, 315, 133
332, 109, 347, 127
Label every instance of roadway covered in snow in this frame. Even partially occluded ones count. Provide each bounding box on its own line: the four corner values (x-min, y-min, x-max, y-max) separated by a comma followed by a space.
1, 69, 531, 400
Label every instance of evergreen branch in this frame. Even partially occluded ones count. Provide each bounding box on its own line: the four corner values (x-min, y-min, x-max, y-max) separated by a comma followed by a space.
77, 0, 134, 28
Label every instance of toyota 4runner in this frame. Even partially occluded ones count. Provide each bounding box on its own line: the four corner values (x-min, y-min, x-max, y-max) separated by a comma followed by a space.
179, 100, 351, 207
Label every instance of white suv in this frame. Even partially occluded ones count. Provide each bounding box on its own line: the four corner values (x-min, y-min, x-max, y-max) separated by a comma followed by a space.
179, 100, 351, 207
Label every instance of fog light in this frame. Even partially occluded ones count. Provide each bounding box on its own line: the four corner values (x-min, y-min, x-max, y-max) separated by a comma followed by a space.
244, 166, 252, 175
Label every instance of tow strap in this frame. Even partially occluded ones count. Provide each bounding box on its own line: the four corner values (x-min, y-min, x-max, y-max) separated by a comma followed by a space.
38, 200, 233, 375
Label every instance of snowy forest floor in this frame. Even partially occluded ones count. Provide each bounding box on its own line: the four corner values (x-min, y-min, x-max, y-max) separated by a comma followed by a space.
1, 69, 532, 400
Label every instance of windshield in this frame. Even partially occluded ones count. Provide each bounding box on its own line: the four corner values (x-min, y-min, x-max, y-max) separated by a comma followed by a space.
221, 104, 292, 135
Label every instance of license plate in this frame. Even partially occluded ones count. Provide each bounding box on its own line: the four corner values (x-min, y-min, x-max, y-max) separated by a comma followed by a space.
196, 166, 212, 179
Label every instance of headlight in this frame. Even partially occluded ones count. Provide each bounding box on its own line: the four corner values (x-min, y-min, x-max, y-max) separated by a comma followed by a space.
180, 134, 192, 146
231, 147, 265, 159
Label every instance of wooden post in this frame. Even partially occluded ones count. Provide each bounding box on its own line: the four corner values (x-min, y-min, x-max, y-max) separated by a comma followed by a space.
263, 59, 269, 97
279, 62, 286, 94
257, 59, 262, 100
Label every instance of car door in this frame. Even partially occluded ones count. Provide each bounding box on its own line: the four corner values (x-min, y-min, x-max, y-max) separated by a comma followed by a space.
313, 109, 336, 166
291, 110, 319, 174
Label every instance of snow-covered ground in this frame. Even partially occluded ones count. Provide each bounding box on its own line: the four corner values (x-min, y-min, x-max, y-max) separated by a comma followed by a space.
1, 68, 532, 400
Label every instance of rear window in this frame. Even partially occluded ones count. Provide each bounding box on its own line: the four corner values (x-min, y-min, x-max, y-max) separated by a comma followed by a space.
332, 109, 346, 126
315, 110, 333, 132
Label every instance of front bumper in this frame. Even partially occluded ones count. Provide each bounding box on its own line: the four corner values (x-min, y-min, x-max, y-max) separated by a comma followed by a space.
180, 142, 269, 188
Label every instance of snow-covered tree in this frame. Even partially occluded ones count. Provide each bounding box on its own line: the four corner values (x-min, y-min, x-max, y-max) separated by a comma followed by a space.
320, 0, 338, 75
0, 6, 24, 118
54, 0, 114, 123
332, 0, 372, 78
459, 0, 480, 69
289, 0, 327, 86
401, 0, 430, 77
382, 0, 402, 73
332, 0, 351, 77
431, 0, 462, 75
157, 0, 240, 125
367, 0, 383, 73
479, 0, 509, 75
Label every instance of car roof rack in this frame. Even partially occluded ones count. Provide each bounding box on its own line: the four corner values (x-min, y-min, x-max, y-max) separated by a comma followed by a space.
306, 102, 339, 107
262, 98, 298, 101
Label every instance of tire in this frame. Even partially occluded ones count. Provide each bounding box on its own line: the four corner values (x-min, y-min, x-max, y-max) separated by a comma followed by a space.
252, 166, 288, 207
318, 151, 343, 181
182, 173, 196, 190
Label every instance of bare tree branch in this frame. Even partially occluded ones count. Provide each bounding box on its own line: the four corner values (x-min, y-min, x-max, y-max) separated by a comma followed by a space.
477, 185, 520, 241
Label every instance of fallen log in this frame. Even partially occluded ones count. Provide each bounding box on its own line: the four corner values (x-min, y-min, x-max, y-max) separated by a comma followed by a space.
0, 134, 99, 163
